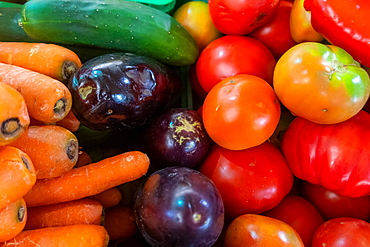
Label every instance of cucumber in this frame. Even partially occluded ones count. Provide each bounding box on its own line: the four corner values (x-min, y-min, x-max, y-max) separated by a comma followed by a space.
0, 3, 37, 42
21, 0, 199, 66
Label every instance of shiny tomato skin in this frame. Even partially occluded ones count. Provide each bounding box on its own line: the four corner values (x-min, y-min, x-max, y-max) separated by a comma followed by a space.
301, 181, 370, 221
202, 74, 281, 151
273, 42, 370, 124
224, 214, 304, 247
173, 1, 222, 51
249, 0, 297, 59
199, 141, 293, 219
312, 217, 370, 247
208, 0, 280, 35
196, 35, 276, 93
289, 0, 324, 43
281, 110, 370, 198
263, 195, 324, 247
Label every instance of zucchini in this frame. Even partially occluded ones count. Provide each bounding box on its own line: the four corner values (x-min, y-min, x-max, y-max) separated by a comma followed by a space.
21, 0, 199, 66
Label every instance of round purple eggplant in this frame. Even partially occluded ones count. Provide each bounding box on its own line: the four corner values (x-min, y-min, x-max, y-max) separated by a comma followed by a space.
143, 108, 213, 170
134, 166, 225, 247
68, 53, 182, 131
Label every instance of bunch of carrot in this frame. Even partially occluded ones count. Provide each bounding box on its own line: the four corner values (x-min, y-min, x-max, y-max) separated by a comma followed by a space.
0, 42, 150, 246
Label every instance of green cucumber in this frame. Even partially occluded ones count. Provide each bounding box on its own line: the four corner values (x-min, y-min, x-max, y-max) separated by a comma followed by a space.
0, 3, 37, 42
21, 0, 199, 66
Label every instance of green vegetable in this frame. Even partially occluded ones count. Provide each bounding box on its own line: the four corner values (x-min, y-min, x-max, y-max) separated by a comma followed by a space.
0, 3, 36, 42
21, 0, 199, 66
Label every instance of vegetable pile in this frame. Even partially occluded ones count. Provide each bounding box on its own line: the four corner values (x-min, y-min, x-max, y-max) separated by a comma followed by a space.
1, 0, 370, 246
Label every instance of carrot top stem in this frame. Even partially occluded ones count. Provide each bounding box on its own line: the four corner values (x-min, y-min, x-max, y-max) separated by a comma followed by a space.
1, 118, 21, 138
62, 60, 79, 82
53, 98, 68, 117
66, 138, 78, 161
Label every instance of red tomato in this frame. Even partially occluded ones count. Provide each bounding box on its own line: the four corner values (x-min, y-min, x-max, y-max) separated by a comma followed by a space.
249, 0, 297, 59
281, 110, 370, 198
196, 35, 276, 93
273, 42, 370, 124
199, 141, 293, 219
202, 74, 281, 150
224, 214, 304, 247
263, 195, 324, 247
312, 217, 370, 247
208, 0, 281, 35
300, 181, 370, 221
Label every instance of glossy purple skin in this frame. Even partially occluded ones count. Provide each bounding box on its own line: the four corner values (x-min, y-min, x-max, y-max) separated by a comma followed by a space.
143, 108, 213, 169
68, 53, 182, 131
134, 166, 225, 247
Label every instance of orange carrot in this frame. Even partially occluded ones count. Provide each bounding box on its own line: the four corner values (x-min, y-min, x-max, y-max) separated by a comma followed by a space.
0, 146, 36, 209
104, 205, 138, 241
0, 224, 110, 247
9, 125, 79, 179
74, 149, 93, 168
56, 110, 81, 132
0, 82, 30, 146
23, 151, 150, 207
24, 198, 103, 230
0, 42, 82, 84
0, 63, 72, 123
88, 187, 123, 208
0, 198, 27, 242
29, 110, 81, 132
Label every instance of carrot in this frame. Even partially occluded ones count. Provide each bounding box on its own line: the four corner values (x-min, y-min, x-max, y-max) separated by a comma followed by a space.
56, 110, 81, 132
0, 146, 36, 209
0, 42, 82, 84
23, 151, 150, 207
9, 125, 79, 179
0, 198, 27, 242
104, 205, 138, 241
88, 187, 123, 208
0, 82, 29, 146
24, 198, 103, 230
0, 224, 110, 247
0, 63, 72, 123
74, 149, 93, 168
29, 110, 81, 132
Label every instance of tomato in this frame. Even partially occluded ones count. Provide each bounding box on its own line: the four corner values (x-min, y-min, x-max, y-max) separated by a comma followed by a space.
300, 181, 370, 221
312, 217, 370, 247
289, 0, 324, 43
202, 74, 281, 150
281, 110, 370, 198
208, 0, 280, 35
273, 42, 370, 124
173, 1, 222, 51
263, 195, 324, 247
198, 141, 293, 219
224, 214, 304, 247
249, 0, 297, 59
196, 35, 276, 93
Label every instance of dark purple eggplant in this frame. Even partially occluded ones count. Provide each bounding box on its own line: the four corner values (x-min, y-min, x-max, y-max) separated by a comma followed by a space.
68, 53, 182, 131
142, 108, 213, 170
134, 166, 225, 247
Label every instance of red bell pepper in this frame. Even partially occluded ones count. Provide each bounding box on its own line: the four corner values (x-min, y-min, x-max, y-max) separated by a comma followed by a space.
304, 0, 370, 67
